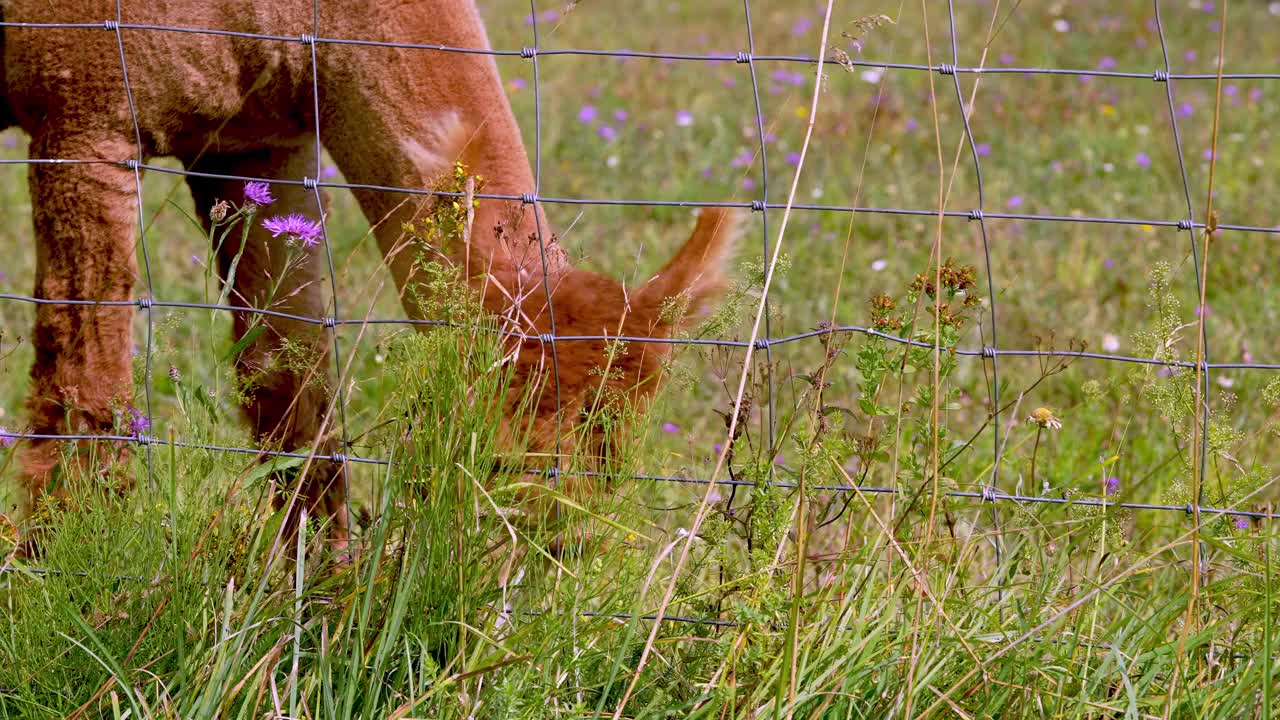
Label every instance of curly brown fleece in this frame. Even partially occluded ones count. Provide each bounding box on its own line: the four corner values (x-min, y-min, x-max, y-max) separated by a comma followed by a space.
1, 0, 742, 544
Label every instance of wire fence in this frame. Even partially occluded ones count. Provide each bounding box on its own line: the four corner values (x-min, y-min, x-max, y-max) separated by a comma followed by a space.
1, 0, 1277, 630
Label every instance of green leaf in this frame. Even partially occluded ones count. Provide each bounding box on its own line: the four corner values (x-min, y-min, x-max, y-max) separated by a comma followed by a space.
223, 324, 266, 362
242, 454, 308, 487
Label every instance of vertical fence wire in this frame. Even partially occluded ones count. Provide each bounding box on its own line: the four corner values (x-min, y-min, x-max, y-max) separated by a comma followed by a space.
109, 7, 158, 503
306, 0, 356, 543
740, 0, 778, 471
942, 0, 1005, 608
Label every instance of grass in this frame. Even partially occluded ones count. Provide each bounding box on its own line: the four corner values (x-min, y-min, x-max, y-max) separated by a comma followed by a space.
3, 0, 1280, 716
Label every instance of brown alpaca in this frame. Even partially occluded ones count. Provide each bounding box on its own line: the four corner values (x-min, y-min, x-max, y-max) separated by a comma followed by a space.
0, 1, 741, 543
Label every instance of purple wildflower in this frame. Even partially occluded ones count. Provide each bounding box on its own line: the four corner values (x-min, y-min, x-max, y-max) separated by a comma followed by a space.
1105, 476, 1120, 495
661, 422, 679, 434
613, 109, 628, 123
701, 167, 714, 179
1179, 102, 1194, 117
263, 213, 323, 247
127, 405, 150, 436
722, 76, 737, 87
741, 177, 755, 190
1135, 151, 1152, 169
770, 68, 791, 84
1208, 20, 1220, 33
1097, 56, 1118, 71
785, 152, 802, 166
597, 125, 617, 142
999, 53, 1015, 65
1202, 148, 1216, 161
764, 131, 777, 144
577, 104, 597, 124
791, 17, 813, 36
975, 142, 992, 157
321, 164, 338, 179
1235, 517, 1250, 530
713, 442, 724, 453
243, 181, 274, 206
904, 117, 919, 132
1104, 258, 1115, 269
787, 71, 807, 86
675, 110, 693, 127
1183, 49, 1197, 62
1224, 84, 1238, 98
1250, 87, 1264, 103
0, 426, 14, 448
731, 150, 755, 168
509, 77, 527, 90
1007, 195, 1024, 209
767, 84, 784, 95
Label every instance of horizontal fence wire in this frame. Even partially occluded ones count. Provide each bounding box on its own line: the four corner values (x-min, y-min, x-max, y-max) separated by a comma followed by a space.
1, 1, 1277, 635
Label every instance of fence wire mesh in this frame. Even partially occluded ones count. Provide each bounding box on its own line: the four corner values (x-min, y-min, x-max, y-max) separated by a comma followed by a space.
0, 0, 1277, 631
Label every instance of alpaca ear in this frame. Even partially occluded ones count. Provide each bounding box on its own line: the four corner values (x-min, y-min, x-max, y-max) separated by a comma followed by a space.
634, 207, 745, 324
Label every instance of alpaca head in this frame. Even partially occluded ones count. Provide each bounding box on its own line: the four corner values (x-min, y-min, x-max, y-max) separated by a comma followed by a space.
469, 206, 745, 500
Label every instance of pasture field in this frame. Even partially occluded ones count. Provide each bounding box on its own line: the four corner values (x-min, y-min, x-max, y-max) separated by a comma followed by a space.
3, 0, 1280, 717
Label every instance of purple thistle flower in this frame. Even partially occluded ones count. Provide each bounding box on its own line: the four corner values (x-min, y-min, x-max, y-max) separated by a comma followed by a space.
613, 109, 629, 123
263, 213, 323, 247
1007, 195, 1024, 209
1135, 151, 1152, 169
577, 104, 597, 124
1105, 476, 1120, 495
243, 181, 274, 206
675, 110, 693, 127
785, 152, 802, 166
1249, 87, 1264, 103
321, 164, 338, 179
1235, 517, 1250, 530
661, 422, 679, 434
597, 125, 617, 142
127, 405, 150, 436
713, 442, 724, 453
1179, 102, 1194, 117
0, 426, 14, 448
1224, 84, 1238, 98
975, 142, 992, 157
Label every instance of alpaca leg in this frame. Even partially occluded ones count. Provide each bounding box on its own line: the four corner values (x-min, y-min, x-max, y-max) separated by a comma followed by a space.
18, 133, 141, 522
183, 143, 349, 552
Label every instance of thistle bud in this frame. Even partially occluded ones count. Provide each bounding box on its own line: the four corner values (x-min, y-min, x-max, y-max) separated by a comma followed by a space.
209, 200, 230, 223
